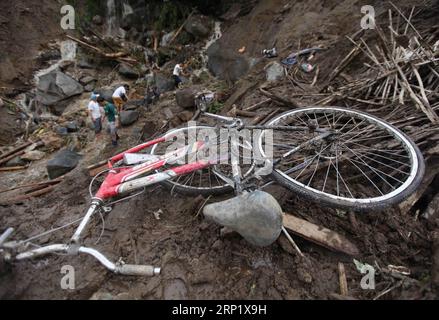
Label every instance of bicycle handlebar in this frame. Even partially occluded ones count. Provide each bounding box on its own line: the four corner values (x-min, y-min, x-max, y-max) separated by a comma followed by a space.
12, 243, 160, 277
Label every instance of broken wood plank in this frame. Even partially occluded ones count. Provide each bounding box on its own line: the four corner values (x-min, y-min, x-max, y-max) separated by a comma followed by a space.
0, 185, 55, 206
0, 150, 26, 167
0, 177, 64, 194
221, 80, 257, 114
283, 213, 360, 256
0, 166, 27, 172
243, 98, 271, 111
338, 262, 349, 296
259, 86, 300, 108
0, 141, 33, 160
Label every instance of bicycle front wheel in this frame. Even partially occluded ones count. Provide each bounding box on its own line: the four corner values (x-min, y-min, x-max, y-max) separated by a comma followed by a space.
258, 106, 425, 211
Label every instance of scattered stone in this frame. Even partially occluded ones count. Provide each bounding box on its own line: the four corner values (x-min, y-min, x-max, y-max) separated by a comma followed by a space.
36, 70, 84, 106
38, 49, 61, 62
46, 149, 81, 179
40, 133, 64, 151
21, 150, 46, 161
92, 15, 104, 25
163, 279, 188, 300
176, 88, 196, 108
77, 58, 94, 69
0, 98, 3, 108
89, 291, 114, 300
124, 100, 144, 111
65, 121, 79, 133
59, 60, 74, 71
95, 89, 114, 102
211, 239, 223, 250
154, 73, 175, 93
118, 63, 139, 79
5, 156, 26, 167
184, 15, 212, 38
120, 110, 139, 126
56, 127, 69, 136
297, 267, 313, 284
207, 42, 250, 82
79, 76, 96, 85
265, 61, 284, 82
84, 83, 96, 92
177, 111, 194, 123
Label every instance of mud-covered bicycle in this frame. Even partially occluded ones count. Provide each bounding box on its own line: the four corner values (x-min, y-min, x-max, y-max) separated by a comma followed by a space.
0, 92, 425, 276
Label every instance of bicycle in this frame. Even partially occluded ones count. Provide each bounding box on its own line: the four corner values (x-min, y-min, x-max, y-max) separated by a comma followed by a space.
0, 92, 425, 276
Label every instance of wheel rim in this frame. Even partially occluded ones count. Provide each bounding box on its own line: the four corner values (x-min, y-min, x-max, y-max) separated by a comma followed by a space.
258, 107, 419, 205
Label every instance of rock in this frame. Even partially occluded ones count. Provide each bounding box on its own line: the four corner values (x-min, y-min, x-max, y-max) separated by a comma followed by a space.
36, 70, 84, 107
207, 42, 250, 82
5, 156, 26, 167
0, 98, 3, 108
118, 63, 139, 79
56, 127, 69, 136
92, 15, 103, 25
66, 121, 79, 132
79, 76, 96, 85
58, 60, 75, 71
46, 149, 81, 179
184, 15, 212, 38
77, 58, 94, 69
297, 267, 313, 284
265, 61, 284, 82
160, 31, 175, 47
120, 110, 139, 126
124, 99, 144, 111
177, 111, 194, 123
84, 83, 96, 92
38, 49, 61, 62
21, 150, 46, 161
89, 292, 114, 300
154, 73, 175, 93
40, 133, 64, 151
95, 89, 114, 102
176, 88, 196, 108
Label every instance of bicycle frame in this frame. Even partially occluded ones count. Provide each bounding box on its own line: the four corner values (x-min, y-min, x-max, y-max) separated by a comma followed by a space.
0, 108, 333, 277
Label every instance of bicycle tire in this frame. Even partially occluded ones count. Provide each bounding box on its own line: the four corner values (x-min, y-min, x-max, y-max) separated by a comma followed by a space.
258, 106, 425, 212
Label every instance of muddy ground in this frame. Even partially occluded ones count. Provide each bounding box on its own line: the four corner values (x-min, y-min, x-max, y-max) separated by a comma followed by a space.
1, 0, 439, 300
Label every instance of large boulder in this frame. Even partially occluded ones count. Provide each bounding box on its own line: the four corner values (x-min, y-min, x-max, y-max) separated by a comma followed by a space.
124, 99, 145, 111
118, 63, 139, 79
120, 110, 139, 127
95, 89, 114, 102
176, 88, 196, 108
36, 70, 84, 106
265, 62, 284, 82
207, 42, 250, 82
46, 149, 81, 179
184, 15, 212, 38
154, 73, 175, 93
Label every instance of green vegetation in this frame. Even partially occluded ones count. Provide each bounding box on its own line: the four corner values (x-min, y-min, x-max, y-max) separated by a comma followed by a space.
207, 101, 223, 114
154, 2, 190, 31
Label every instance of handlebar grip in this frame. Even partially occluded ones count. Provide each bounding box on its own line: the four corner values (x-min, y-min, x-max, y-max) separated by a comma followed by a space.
117, 264, 161, 276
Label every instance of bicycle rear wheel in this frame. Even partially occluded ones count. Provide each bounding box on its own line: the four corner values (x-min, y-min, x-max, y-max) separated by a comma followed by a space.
258, 106, 425, 211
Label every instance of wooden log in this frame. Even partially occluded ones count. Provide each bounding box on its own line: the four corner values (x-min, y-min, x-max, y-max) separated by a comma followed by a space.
283, 213, 360, 256
0, 150, 26, 167
0, 141, 33, 160
244, 98, 271, 111
259, 86, 300, 108
0, 166, 27, 172
0, 177, 63, 194
0, 185, 55, 205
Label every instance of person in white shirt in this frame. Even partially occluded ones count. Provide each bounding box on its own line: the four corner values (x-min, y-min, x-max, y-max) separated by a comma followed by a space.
87, 93, 103, 135
112, 84, 130, 113
173, 62, 187, 88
